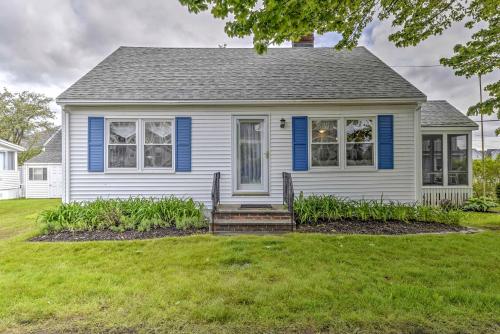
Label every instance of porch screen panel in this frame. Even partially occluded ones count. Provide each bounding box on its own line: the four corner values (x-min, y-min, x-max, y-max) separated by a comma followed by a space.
422, 135, 443, 185
448, 134, 468, 185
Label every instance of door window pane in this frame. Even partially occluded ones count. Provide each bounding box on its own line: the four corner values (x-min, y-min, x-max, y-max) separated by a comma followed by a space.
311, 120, 338, 167
422, 135, 443, 185
108, 121, 137, 168
346, 119, 374, 166
448, 134, 468, 185
144, 121, 172, 168
238, 121, 262, 185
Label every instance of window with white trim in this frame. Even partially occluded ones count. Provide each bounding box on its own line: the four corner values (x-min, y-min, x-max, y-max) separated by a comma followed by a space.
0, 152, 15, 171
311, 119, 339, 167
108, 121, 137, 169
422, 135, 443, 185
345, 119, 374, 166
29, 167, 47, 181
448, 134, 468, 185
143, 120, 173, 169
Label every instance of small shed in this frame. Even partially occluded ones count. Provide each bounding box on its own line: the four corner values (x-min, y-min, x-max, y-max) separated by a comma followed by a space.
0, 139, 25, 200
23, 129, 63, 198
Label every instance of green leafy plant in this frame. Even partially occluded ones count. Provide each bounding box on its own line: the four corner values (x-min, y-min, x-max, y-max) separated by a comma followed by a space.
38, 197, 207, 234
496, 184, 500, 202
462, 197, 498, 212
294, 194, 462, 225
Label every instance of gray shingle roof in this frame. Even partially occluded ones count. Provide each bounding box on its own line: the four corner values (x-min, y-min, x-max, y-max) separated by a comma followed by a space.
58, 46, 425, 101
25, 129, 62, 164
420, 101, 478, 128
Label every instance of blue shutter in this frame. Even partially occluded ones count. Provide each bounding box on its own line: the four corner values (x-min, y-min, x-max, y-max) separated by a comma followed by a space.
292, 116, 308, 171
88, 117, 104, 172
175, 117, 192, 172
378, 115, 394, 169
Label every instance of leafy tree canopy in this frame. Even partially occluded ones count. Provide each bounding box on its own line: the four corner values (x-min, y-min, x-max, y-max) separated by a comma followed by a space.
0, 88, 56, 164
179, 0, 499, 133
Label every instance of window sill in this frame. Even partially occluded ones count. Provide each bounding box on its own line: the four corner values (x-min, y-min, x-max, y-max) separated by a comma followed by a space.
104, 169, 176, 174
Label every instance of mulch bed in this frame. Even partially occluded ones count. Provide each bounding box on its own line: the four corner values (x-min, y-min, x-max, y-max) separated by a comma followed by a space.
30, 226, 208, 242
296, 220, 469, 235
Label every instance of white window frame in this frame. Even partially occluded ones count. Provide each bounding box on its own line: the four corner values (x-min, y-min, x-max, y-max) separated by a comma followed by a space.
29, 167, 48, 181
421, 134, 444, 186
0, 151, 16, 171
344, 117, 377, 169
105, 117, 175, 173
106, 119, 139, 172
447, 133, 469, 186
142, 119, 174, 171
309, 118, 341, 170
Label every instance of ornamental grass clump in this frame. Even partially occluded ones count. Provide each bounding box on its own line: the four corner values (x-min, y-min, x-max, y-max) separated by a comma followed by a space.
294, 194, 462, 225
38, 197, 206, 234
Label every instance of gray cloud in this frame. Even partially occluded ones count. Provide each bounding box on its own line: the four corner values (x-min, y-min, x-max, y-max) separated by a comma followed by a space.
0, 1, 498, 149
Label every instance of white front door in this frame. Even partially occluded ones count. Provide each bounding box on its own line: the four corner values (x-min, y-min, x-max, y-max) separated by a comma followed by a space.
233, 116, 269, 194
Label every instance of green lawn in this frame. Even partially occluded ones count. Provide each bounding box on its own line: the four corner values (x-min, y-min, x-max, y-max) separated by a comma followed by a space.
0, 199, 499, 333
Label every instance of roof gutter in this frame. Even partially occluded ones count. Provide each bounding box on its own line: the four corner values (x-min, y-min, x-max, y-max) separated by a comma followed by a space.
56, 97, 426, 107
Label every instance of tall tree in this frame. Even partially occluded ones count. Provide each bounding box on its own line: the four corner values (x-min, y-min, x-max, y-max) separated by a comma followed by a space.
0, 88, 55, 164
179, 0, 499, 132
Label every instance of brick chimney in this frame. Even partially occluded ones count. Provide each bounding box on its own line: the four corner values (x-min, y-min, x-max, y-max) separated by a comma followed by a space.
292, 34, 314, 47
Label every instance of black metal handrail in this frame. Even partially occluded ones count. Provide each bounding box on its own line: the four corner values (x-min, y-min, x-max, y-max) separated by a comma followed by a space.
211, 172, 221, 231
282, 172, 294, 223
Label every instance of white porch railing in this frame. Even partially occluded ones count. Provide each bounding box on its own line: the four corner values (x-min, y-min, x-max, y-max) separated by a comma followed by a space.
421, 186, 473, 206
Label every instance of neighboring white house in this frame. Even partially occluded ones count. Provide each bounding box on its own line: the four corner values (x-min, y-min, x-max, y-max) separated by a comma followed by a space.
56, 40, 478, 208
23, 129, 63, 198
0, 139, 24, 200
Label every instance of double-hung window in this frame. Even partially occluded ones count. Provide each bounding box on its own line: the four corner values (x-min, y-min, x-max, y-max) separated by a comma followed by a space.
311, 119, 339, 167
143, 120, 173, 169
106, 119, 174, 171
345, 119, 374, 166
108, 121, 138, 169
29, 167, 47, 181
0, 152, 15, 171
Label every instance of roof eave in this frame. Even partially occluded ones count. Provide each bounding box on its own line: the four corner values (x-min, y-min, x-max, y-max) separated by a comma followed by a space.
57, 97, 426, 107
421, 125, 479, 130
0, 139, 25, 152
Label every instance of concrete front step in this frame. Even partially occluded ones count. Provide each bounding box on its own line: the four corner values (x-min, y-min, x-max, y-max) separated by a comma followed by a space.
212, 219, 295, 234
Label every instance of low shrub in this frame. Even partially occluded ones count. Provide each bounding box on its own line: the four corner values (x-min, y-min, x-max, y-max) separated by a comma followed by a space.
496, 184, 500, 202
38, 197, 207, 234
461, 197, 498, 212
293, 194, 463, 225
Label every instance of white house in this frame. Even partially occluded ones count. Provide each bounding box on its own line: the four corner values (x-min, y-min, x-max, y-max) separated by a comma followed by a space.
0, 139, 24, 200
56, 39, 478, 215
23, 129, 63, 198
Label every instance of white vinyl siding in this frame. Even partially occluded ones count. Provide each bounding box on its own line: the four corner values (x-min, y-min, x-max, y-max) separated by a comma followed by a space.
66, 104, 418, 207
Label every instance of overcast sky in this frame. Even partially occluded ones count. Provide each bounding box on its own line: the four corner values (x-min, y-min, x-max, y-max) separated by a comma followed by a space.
0, 0, 498, 149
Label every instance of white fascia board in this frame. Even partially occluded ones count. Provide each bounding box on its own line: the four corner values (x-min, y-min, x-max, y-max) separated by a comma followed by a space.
0, 139, 25, 152
56, 97, 426, 107
421, 126, 479, 131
